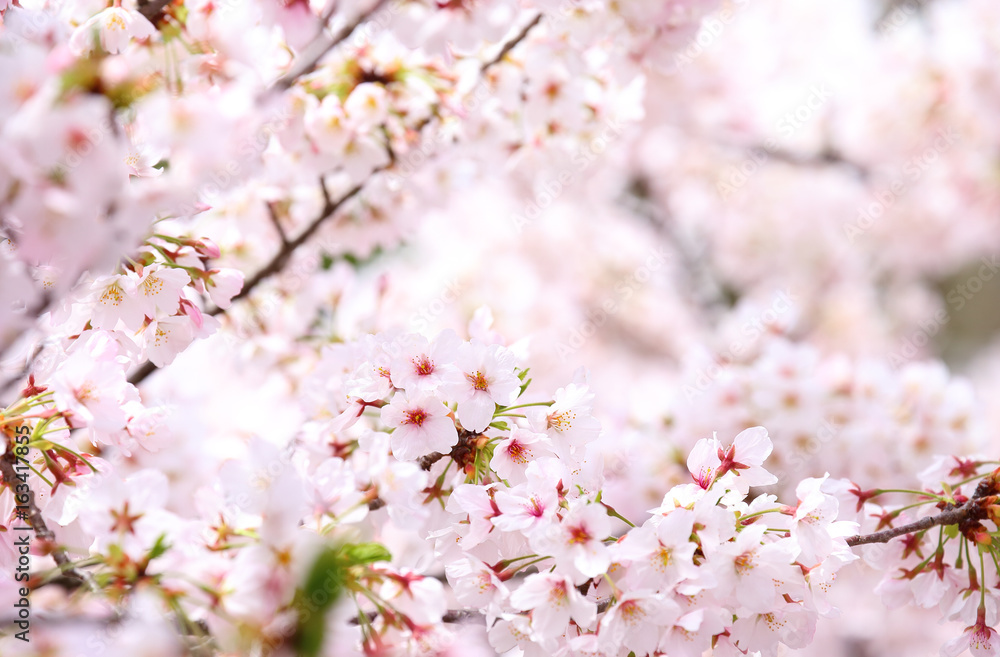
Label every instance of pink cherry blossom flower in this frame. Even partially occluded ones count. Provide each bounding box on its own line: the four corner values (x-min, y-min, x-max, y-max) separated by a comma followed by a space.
445, 483, 500, 548
599, 589, 679, 656
379, 569, 448, 627
509, 572, 596, 640
943, 609, 1000, 657
525, 383, 602, 457
490, 426, 554, 482
50, 333, 135, 435
69, 6, 156, 55
440, 340, 520, 432
88, 273, 145, 331
205, 268, 244, 309
611, 508, 699, 591
380, 392, 459, 461
76, 469, 177, 560
730, 601, 818, 653
444, 556, 509, 622
344, 82, 390, 132
143, 315, 195, 367
123, 146, 163, 177
687, 426, 778, 493
492, 482, 559, 534
703, 523, 799, 614
530, 500, 611, 582
390, 330, 461, 393
135, 265, 189, 317
790, 474, 859, 566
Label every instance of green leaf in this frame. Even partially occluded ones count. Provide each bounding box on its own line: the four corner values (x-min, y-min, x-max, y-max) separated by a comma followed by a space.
944, 525, 960, 539
293, 542, 391, 657
518, 378, 532, 398
293, 547, 347, 657
341, 542, 392, 567
147, 534, 171, 561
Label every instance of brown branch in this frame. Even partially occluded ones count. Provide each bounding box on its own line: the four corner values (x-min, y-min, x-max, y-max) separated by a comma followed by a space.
266, 202, 290, 246
128, 13, 547, 388
269, 0, 393, 93
136, 0, 173, 23
418, 452, 446, 471
481, 14, 543, 73
846, 490, 988, 547
127, 174, 378, 387
0, 446, 97, 592
209, 175, 380, 315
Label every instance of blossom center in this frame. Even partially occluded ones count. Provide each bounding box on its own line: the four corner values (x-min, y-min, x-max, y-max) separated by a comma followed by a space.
655, 546, 672, 571
110, 502, 143, 534
547, 582, 568, 607
101, 285, 124, 307
506, 440, 530, 465
466, 370, 490, 391
567, 523, 591, 545
141, 274, 164, 296
404, 409, 428, 426
547, 410, 575, 432
620, 600, 646, 624
412, 355, 434, 376
735, 550, 757, 575
105, 13, 127, 32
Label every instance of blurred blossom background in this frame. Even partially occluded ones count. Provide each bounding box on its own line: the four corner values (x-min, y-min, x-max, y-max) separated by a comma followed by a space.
152, 1, 1000, 653
4, 0, 1000, 654
135, 1, 1000, 653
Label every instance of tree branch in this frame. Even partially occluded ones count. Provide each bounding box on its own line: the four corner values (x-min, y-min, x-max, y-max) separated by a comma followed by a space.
136, 0, 173, 23
481, 14, 543, 73
269, 0, 393, 94
846, 488, 988, 547
0, 446, 98, 592
127, 14, 547, 388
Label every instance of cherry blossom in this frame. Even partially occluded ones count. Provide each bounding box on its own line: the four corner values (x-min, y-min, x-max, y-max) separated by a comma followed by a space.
441, 340, 520, 432
380, 392, 460, 460
4, 1, 1000, 656
69, 6, 157, 55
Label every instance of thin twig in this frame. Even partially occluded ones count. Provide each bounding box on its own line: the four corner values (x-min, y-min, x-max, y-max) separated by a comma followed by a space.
846, 491, 987, 547
266, 202, 290, 246
481, 14, 542, 73
0, 446, 99, 593
417, 452, 445, 471
136, 0, 173, 23
128, 13, 547, 388
269, 0, 393, 93
209, 173, 383, 315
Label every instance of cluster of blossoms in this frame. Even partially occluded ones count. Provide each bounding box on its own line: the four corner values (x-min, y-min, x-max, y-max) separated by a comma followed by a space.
0, 326, 858, 656
3, 0, 1000, 656
4, 317, 999, 657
